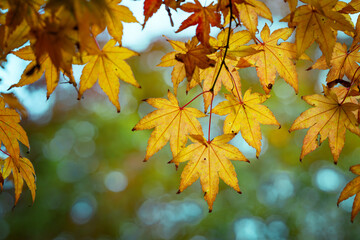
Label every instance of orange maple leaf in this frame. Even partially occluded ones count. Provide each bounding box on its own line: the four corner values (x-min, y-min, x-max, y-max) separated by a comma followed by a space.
338, 164, 360, 222
1, 157, 36, 206
176, 0, 222, 47
289, 86, 360, 163
77, 39, 140, 112
170, 134, 248, 212
143, 0, 162, 28
132, 91, 206, 161
213, 89, 280, 158
238, 24, 299, 93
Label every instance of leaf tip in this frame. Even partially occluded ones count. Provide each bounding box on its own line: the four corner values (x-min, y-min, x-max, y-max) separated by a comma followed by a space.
141, 99, 148, 102
208, 209, 212, 213
143, 158, 148, 162
117, 109, 121, 113
237, 190, 242, 194
278, 125, 281, 129
131, 127, 136, 131
176, 189, 181, 194
299, 157, 303, 163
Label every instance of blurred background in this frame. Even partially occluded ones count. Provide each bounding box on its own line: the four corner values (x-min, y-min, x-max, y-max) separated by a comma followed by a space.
0, 0, 360, 239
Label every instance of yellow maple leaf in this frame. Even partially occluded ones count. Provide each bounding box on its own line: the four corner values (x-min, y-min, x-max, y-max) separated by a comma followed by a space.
132, 91, 206, 161
170, 134, 248, 212
238, 24, 299, 93
213, 89, 280, 158
338, 164, 360, 222
281, 0, 354, 66
10, 46, 74, 99
0, 98, 29, 165
77, 39, 140, 112
234, 0, 272, 39
219, 0, 272, 40
289, 86, 360, 163
91, 0, 138, 44
309, 42, 360, 84
2, 157, 36, 206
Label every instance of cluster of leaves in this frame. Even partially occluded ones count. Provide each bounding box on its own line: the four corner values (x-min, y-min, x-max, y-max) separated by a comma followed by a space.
1, 0, 360, 221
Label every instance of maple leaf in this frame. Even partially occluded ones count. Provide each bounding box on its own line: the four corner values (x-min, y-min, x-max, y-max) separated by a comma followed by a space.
0, 97, 29, 165
10, 46, 74, 99
170, 134, 248, 212
158, 36, 216, 93
238, 24, 299, 93
213, 89, 280, 158
338, 164, 360, 222
234, 0, 272, 39
289, 86, 360, 163
2, 157, 36, 205
219, 0, 272, 39
308, 42, 360, 85
281, 0, 354, 66
143, 0, 162, 28
132, 90, 206, 161
176, 0, 222, 47
91, 0, 138, 44
77, 39, 140, 112
143, 0, 182, 28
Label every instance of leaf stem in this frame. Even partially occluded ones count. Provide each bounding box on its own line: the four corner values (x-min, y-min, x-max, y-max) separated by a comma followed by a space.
208, 92, 215, 142
209, 0, 233, 92
181, 90, 210, 109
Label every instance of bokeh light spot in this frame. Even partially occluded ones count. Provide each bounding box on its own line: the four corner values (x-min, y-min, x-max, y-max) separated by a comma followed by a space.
104, 171, 128, 192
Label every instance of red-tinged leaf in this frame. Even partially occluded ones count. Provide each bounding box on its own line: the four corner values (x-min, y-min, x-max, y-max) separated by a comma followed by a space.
143, 0, 162, 28
176, 0, 222, 47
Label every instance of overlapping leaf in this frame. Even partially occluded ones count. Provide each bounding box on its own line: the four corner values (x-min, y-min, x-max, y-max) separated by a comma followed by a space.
201, 29, 256, 111
238, 24, 299, 93
158, 37, 215, 94
176, 0, 222, 47
77, 39, 140, 112
309, 42, 360, 84
338, 164, 360, 222
289, 86, 360, 162
132, 91, 206, 161
281, 0, 354, 65
170, 134, 248, 211
219, 0, 272, 39
213, 89, 280, 158
1, 157, 36, 205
